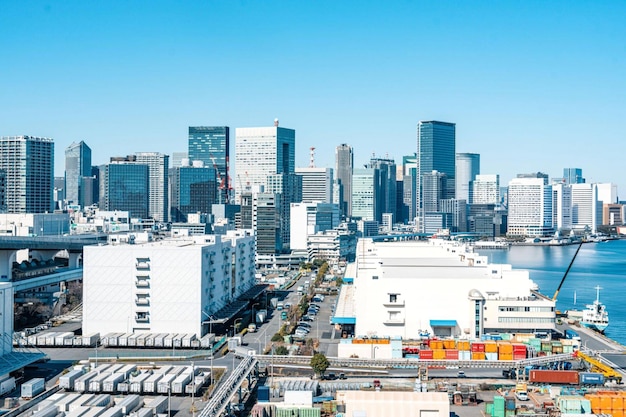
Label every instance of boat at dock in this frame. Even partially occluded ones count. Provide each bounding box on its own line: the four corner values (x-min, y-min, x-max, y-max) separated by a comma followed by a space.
568, 286, 609, 333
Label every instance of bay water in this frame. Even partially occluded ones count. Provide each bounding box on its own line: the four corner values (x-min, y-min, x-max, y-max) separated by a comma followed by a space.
477, 239, 626, 345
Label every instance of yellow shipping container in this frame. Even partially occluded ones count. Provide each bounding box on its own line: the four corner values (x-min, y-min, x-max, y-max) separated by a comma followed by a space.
430, 340, 444, 350
457, 340, 470, 351
433, 349, 446, 360
498, 352, 513, 361
497, 341, 513, 354
443, 340, 456, 349
484, 341, 497, 353
471, 351, 485, 360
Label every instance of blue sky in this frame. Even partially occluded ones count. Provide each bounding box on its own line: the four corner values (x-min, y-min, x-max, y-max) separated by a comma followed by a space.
2, 1, 625, 194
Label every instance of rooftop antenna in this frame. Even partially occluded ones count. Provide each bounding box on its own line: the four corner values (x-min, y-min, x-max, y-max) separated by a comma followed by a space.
274, 118, 279, 127
309, 147, 316, 168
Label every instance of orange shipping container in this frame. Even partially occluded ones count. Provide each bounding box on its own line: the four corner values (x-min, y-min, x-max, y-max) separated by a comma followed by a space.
443, 340, 456, 349
484, 341, 498, 353
471, 351, 486, 360
430, 340, 444, 350
586, 395, 600, 412
612, 396, 624, 410
600, 396, 613, 409
498, 353, 513, 361
433, 349, 446, 360
457, 340, 470, 351
612, 409, 624, 417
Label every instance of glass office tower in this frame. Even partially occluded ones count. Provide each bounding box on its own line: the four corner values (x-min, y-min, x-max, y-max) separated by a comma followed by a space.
189, 126, 230, 202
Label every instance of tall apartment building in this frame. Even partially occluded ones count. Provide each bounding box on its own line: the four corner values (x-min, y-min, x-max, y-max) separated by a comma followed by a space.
455, 153, 480, 203
188, 126, 230, 203
368, 157, 397, 224
169, 161, 216, 222
64, 141, 92, 208
335, 144, 354, 217
295, 167, 333, 203
507, 176, 553, 237
253, 192, 280, 255
0, 136, 54, 213
552, 183, 572, 232
417, 121, 456, 231
134, 152, 169, 223
99, 158, 149, 219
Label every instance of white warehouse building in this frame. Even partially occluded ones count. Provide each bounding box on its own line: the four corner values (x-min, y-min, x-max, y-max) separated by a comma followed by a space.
83, 232, 255, 337
334, 238, 555, 343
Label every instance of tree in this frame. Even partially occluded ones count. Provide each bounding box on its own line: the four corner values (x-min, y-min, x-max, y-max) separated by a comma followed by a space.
274, 345, 289, 355
310, 352, 330, 378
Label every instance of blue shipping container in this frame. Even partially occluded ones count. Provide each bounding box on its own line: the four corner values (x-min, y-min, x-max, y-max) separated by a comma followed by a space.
579, 372, 605, 385
258, 386, 270, 402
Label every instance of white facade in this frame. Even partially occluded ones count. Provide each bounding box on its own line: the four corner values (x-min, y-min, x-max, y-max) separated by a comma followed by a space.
507, 177, 554, 237
0, 213, 70, 237
596, 183, 618, 205
289, 202, 341, 250
295, 167, 333, 203
83, 233, 255, 337
342, 239, 554, 340
336, 391, 449, 417
570, 183, 602, 233
471, 174, 500, 205
552, 183, 572, 231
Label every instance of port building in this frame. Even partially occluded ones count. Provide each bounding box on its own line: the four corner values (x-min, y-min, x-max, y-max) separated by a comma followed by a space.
333, 237, 555, 343
82, 231, 255, 337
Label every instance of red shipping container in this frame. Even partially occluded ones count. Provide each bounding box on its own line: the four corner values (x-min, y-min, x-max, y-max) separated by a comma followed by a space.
512, 344, 527, 353
445, 349, 459, 360
529, 370, 579, 385
419, 349, 434, 359
513, 353, 527, 360
471, 343, 485, 352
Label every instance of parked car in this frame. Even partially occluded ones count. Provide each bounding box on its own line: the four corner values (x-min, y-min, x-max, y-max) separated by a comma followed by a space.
457, 371, 466, 378
297, 322, 312, 329
296, 326, 310, 334
301, 315, 314, 322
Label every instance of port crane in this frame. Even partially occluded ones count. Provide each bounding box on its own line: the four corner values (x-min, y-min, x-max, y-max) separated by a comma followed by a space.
574, 350, 623, 384
552, 239, 584, 302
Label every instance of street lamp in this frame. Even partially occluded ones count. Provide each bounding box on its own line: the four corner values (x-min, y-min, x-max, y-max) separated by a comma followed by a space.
373, 345, 379, 360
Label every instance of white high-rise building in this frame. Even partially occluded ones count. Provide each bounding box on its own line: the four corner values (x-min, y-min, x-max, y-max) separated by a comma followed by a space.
570, 183, 602, 233
295, 167, 333, 203
552, 183, 572, 232
471, 174, 500, 205
289, 202, 341, 250
507, 177, 553, 237
596, 183, 618, 205
82, 232, 255, 337
134, 152, 169, 223
234, 122, 295, 203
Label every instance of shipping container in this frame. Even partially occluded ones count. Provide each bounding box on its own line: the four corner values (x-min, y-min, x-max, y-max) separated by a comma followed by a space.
85, 394, 112, 408
579, 372, 605, 385
153, 333, 167, 348
419, 349, 433, 360
44, 332, 59, 346
185, 374, 209, 395
81, 333, 100, 347
102, 373, 125, 392
33, 405, 61, 417
0, 376, 15, 396
258, 386, 270, 402
131, 408, 154, 417
142, 373, 163, 394
144, 334, 157, 347
59, 369, 84, 390
69, 394, 96, 411
171, 370, 192, 394
65, 406, 91, 417
55, 393, 82, 412
471, 342, 485, 352
145, 396, 168, 414
129, 373, 152, 393
200, 334, 215, 349
107, 333, 124, 347
156, 374, 177, 394
117, 394, 142, 415
529, 370, 579, 384
117, 364, 138, 379
163, 334, 176, 348
89, 372, 110, 392
80, 407, 108, 417
154, 365, 173, 375
98, 406, 124, 417
21, 377, 45, 399
181, 334, 197, 348
117, 381, 129, 393
135, 333, 148, 347
118, 333, 133, 347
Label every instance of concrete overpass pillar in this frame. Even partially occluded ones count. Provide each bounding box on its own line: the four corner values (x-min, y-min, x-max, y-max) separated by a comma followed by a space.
68, 252, 82, 268
0, 249, 18, 282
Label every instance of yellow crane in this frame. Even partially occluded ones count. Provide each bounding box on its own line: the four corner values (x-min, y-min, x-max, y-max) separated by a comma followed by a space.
575, 350, 623, 384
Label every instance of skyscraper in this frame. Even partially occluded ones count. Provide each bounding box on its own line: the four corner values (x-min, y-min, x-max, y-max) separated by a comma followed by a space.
65, 141, 92, 207
295, 167, 333, 203
507, 176, 553, 237
189, 126, 230, 202
401, 154, 418, 223
351, 167, 378, 222
169, 162, 216, 222
471, 174, 500, 205
563, 168, 585, 185
99, 159, 149, 219
134, 152, 169, 223
455, 153, 480, 203
335, 144, 353, 217
417, 121, 456, 230
368, 157, 397, 224
0, 135, 54, 213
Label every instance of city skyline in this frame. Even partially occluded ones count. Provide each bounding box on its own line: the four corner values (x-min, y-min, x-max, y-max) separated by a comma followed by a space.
1, 2, 625, 193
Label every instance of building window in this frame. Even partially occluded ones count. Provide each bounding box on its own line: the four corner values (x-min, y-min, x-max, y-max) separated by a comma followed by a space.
372, 275, 378, 280
389, 294, 398, 303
